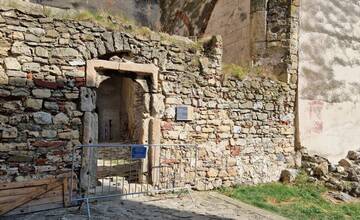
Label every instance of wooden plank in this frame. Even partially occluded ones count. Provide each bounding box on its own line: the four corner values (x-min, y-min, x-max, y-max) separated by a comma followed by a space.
0, 195, 23, 204
5, 202, 64, 216
0, 178, 57, 190
0, 178, 63, 215
0, 179, 52, 190
0, 186, 40, 197
0, 185, 64, 200
17, 194, 63, 207
0, 176, 76, 216
0, 173, 72, 190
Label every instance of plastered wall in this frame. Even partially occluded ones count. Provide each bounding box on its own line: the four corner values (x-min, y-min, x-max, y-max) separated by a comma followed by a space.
204, 0, 251, 64
299, 0, 360, 162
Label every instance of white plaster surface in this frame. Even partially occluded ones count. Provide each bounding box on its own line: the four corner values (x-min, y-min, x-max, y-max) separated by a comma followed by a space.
299, 0, 360, 162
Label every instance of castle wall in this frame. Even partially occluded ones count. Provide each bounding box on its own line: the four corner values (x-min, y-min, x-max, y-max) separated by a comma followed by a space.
0, 1, 296, 188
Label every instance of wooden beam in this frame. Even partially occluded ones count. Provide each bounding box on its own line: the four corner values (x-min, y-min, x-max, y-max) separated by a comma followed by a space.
0, 178, 63, 215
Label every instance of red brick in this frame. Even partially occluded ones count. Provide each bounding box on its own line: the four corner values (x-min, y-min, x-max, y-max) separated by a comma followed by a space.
58, 101, 66, 112
75, 77, 86, 87
32, 141, 66, 148
230, 146, 241, 156
161, 122, 173, 130
35, 158, 47, 165
33, 79, 64, 89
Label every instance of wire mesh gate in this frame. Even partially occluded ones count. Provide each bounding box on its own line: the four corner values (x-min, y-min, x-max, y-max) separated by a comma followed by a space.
70, 143, 198, 218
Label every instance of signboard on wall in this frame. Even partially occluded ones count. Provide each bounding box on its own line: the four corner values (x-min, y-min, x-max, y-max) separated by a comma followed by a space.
131, 145, 148, 159
176, 105, 193, 121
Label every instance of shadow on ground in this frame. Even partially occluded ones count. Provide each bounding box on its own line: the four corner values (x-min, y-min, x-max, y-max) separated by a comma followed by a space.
2, 192, 282, 220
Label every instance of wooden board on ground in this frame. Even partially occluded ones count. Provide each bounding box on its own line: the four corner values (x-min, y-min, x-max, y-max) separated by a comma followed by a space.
0, 175, 76, 216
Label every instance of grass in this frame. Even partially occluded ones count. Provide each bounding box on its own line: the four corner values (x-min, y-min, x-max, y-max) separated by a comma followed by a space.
72, 10, 135, 31
67, 9, 204, 50
219, 173, 360, 220
222, 63, 254, 79
222, 63, 279, 81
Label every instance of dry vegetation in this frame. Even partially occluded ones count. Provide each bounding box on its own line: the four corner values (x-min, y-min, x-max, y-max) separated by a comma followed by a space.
222, 63, 279, 81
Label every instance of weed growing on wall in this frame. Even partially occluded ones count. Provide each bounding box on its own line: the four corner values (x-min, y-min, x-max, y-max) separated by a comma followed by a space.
222, 63, 279, 81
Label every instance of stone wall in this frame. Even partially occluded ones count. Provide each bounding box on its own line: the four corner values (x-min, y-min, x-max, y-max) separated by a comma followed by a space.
30, 0, 162, 30
298, 0, 360, 162
0, 1, 297, 187
204, 0, 251, 65
250, 0, 299, 83
27, 0, 300, 71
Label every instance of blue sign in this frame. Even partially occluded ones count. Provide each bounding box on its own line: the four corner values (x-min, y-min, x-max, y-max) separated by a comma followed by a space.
176, 106, 188, 121
131, 145, 147, 159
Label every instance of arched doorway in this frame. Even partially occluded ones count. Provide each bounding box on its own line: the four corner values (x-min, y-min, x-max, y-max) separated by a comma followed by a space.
96, 76, 146, 144
80, 59, 161, 191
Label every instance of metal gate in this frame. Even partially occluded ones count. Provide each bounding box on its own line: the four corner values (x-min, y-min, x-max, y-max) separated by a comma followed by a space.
70, 144, 198, 218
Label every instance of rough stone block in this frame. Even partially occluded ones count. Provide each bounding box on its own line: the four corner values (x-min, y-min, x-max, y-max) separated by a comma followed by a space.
44, 101, 59, 111
12, 88, 29, 96
4, 57, 21, 70
35, 47, 49, 57
151, 93, 165, 117
11, 41, 31, 56
0, 66, 8, 85
54, 112, 69, 125
51, 48, 80, 58
32, 140, 66, 148
32, 89, 51, 98
25, 98, 43, 110
102, 32, 115, 53
113, 32, 123, 51
2, 126, 17, 138
280, 169, 299, 183
33, 111, 53, 125
80, 87, 96, 112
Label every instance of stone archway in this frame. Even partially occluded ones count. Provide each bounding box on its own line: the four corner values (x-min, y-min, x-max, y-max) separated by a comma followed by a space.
96, 76, 146, 144
80, 59, 162, 188
81, 59, 160, 145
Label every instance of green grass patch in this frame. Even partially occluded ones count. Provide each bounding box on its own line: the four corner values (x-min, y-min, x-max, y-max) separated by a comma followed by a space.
72, 9, 135, 30
219, 173, 360, 219
222, 63, 254, 79
222, 63, 279, 81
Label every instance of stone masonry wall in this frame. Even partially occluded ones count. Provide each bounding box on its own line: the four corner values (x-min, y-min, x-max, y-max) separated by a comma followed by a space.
250, 0, 299, 83
0, 1, 297, 187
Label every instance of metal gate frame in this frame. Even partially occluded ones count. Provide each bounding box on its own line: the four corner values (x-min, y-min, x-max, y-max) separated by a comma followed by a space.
70, 143, 198, 218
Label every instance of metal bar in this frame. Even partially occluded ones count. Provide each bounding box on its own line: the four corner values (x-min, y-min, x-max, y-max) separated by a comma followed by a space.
194, 145, 198, 185
115, 159, 119, 193
70, 144, 76, 204
72, 190, 150, 202
74, 143, 198, 213
122, 157, 125, 196
72, 186, 191, 202
86, 198, 91, 219
128, 149, 132, 197
102, 156, 105, 194
109, 157, 112, 192
78, 143, 196, 148
158, 145, 162, 190
87, 148, 91, 199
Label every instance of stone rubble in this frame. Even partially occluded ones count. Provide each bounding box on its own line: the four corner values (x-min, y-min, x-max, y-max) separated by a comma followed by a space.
302, 150, 360, 197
